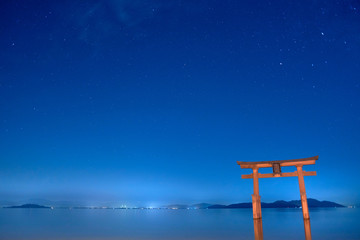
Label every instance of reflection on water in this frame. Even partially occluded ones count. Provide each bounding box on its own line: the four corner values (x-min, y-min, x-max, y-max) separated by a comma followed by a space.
253, 216, 312, 240
0, 208, 359, 240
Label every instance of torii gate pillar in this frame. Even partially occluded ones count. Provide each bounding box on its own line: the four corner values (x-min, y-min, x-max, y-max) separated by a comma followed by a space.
297, 165, 310, 219
238, 156, 318, 220
252, 168, 262, 219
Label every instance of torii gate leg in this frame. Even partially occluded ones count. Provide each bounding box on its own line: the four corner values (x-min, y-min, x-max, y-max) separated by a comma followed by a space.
303, 219, 312, 240
297, 166, 310, 220
253, 219, 264, 240
252, 168, 262, 219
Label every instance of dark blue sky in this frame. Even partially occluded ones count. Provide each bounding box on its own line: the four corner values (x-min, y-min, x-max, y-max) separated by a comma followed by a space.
1, 0, 359, 207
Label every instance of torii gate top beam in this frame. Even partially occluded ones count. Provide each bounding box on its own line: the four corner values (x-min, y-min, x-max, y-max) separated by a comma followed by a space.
237, 155, 318, 169
237, 155, 318, 221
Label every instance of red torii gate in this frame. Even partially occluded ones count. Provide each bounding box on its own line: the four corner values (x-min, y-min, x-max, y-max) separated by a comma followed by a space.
237, 156, 318, 220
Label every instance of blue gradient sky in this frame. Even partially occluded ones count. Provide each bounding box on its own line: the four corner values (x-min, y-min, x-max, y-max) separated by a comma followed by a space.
1, 0, 360, 206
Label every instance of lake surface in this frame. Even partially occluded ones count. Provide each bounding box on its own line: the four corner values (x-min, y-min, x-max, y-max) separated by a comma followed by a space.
0, 208, 359, 239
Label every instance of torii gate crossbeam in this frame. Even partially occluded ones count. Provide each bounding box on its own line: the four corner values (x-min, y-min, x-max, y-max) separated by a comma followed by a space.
237, 156, 318, 220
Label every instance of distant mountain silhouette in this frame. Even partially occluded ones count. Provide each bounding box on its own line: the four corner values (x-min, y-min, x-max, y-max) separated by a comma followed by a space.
190, 203, 212, 209
6, 204, 50, 209
262, 200, 299, 208
289, 198, 345, 208
2, 199, 345, 209
208, 198, 344, 209
0, 199, 84, 208
226, 202, 253, 208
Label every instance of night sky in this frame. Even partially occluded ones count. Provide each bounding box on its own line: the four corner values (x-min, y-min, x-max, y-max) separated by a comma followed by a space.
1, 0, 359, 207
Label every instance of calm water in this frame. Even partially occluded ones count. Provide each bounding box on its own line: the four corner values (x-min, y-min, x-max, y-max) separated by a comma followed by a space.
0, 208, 359, 239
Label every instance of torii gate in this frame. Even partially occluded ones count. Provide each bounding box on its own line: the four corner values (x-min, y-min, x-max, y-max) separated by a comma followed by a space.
237, 156, 318, 220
